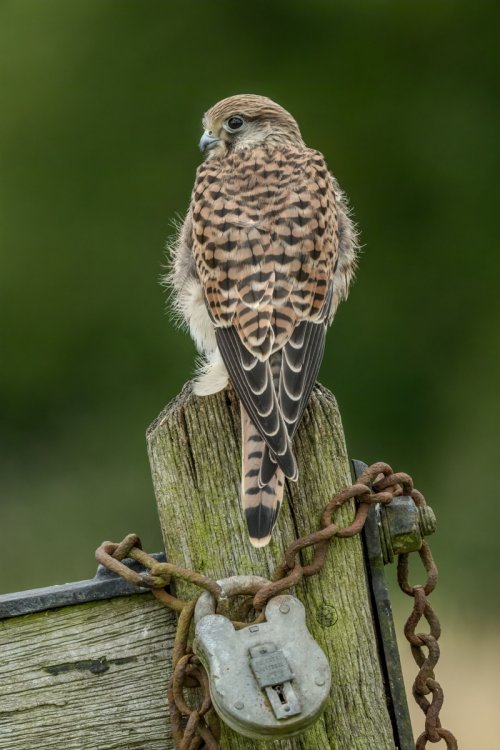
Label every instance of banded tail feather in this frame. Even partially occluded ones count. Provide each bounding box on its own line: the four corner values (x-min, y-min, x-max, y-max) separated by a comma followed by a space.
241, 404, 285, 546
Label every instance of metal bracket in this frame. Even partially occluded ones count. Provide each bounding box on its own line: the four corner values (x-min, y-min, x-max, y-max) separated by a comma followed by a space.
353, 459, 414, 750
0, 552, 166, 620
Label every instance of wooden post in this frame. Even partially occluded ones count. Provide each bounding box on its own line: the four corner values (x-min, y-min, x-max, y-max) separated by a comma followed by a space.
147, 381, 396, 750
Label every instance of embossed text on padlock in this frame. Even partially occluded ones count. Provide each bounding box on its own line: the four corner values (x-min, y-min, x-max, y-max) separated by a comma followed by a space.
193, 575, 331, 740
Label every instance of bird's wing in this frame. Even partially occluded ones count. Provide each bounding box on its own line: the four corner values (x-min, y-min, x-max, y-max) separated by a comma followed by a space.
215, 324, 297, 477
192, 147, 338, 477
258, 312, 329, 486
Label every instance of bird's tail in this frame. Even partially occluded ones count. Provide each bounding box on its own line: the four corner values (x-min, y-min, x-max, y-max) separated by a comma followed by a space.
240, 404, 285, 547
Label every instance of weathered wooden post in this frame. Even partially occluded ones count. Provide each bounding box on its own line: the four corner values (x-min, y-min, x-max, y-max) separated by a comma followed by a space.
147, 381, 397, 749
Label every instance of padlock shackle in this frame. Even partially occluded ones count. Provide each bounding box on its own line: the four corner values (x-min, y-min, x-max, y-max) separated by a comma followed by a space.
194, 575, 270, 623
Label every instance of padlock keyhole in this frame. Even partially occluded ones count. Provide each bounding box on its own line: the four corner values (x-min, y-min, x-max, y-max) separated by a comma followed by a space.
272, 684, 289, 708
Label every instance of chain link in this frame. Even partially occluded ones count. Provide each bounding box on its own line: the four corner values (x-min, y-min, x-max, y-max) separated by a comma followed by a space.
96, 462, 457, 749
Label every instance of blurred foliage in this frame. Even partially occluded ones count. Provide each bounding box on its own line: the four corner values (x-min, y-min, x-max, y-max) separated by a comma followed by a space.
0, 0, 498, 623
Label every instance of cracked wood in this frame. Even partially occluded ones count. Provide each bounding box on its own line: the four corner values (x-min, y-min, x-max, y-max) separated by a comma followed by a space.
0, 594, 176, 750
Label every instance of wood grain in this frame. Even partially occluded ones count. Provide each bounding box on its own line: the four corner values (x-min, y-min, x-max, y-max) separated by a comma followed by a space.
0, 594, 176, 750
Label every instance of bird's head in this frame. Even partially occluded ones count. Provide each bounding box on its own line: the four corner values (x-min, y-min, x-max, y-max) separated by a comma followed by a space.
199, 94, 304, 158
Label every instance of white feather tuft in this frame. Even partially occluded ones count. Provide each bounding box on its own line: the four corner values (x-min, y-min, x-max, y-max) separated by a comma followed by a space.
193, 354, 229, 396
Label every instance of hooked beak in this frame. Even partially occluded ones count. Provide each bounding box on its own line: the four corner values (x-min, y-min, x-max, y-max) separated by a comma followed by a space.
199, 130, 221, 153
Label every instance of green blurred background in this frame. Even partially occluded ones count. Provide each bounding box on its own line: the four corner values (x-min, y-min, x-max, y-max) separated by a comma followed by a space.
1, 0, 498, 710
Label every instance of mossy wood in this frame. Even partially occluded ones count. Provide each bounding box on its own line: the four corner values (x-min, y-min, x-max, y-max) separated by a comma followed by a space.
147, 382, 396, 750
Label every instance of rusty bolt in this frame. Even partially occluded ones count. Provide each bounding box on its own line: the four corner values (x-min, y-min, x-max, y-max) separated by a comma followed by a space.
378, 497, 437, 565
417, 504, 437, 538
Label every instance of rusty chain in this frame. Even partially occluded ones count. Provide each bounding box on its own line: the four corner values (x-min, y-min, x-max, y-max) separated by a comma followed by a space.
398, 540, 457, 750
96, 461, 457, 749
96, 534, 222, 748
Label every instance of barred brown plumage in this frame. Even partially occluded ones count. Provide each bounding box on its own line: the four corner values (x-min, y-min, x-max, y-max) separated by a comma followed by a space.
168, 94, 358, 546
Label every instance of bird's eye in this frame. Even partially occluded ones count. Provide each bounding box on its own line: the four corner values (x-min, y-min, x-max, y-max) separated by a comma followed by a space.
226, 116, 245, 132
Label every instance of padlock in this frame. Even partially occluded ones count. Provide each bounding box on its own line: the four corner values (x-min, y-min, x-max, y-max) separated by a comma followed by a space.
193, 575, 331, 740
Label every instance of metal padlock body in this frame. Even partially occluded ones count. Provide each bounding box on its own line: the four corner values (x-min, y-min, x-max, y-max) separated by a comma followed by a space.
194, 577, 331, 740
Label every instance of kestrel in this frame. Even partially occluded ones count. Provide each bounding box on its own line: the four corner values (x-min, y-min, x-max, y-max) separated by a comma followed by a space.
169, 95, 358, 546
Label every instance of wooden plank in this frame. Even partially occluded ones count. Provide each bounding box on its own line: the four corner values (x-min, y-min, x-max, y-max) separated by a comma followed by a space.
0, 594, 176, 750
147, 382, 397, 750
